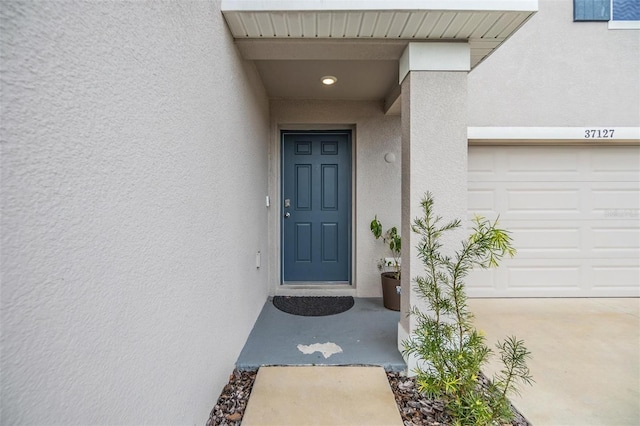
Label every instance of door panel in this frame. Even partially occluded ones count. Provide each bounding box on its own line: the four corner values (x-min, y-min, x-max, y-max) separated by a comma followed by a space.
282, 131, 351, 283
295, 223, 312, 262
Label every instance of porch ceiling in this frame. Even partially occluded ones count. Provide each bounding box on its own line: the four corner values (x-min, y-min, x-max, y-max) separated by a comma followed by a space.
221, 1, 537, 110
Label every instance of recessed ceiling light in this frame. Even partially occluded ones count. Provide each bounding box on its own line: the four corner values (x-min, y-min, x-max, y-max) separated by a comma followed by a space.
321, 75, 337, 86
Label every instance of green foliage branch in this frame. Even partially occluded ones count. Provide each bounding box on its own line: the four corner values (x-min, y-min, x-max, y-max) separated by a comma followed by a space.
403, 192, 533, 425
370, 216, 401, 279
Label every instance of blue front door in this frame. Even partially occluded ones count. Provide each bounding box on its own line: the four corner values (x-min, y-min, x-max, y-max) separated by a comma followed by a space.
282, 131, 351, 283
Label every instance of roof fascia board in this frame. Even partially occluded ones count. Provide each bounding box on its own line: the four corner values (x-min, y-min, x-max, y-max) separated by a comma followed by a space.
235, 39, 408, 60
221, 0, 538, 12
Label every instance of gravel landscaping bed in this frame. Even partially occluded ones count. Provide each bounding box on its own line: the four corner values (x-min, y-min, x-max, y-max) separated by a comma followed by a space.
206, 368, 530, 426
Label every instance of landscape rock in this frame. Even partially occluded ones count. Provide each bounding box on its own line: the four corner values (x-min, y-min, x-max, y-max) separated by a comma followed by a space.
207, 368, 530, 426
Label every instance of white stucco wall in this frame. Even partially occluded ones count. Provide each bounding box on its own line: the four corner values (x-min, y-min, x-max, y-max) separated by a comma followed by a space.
469, 0, 640, 126
399, 70, 468, 336
269, 100, 402, 297
1, 1, 269, 424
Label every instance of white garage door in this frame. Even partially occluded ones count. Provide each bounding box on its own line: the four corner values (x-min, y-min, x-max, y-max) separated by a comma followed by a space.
467, 145, 640, 297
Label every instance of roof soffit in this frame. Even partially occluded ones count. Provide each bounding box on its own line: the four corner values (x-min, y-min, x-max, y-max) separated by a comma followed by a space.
221, 1, 537, 105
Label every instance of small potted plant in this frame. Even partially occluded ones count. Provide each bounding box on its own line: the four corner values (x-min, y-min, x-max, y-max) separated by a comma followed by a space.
370, 216, 401, 311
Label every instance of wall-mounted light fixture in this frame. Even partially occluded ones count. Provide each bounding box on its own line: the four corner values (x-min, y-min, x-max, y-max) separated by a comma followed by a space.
321, 75, 337, 85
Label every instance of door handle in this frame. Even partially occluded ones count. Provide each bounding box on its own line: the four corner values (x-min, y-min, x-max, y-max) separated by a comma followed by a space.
284, 212, 291, 218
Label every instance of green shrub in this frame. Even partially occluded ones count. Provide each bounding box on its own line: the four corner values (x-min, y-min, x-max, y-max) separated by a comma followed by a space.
403, 193, 533, 425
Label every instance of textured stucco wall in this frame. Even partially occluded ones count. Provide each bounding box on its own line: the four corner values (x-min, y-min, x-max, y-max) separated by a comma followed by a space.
400, 71, 468, 333
269, 100, 402, 298
1, 1, 269, 424
469, 0, 640, 126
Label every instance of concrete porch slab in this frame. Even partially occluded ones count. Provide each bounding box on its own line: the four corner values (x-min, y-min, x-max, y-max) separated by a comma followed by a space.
236, 297, 405, 371
469, 298, 640, 426
241, 366, 403, 426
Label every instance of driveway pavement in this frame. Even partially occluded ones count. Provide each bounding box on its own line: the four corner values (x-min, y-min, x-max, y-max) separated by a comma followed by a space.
468, 298, 640, 426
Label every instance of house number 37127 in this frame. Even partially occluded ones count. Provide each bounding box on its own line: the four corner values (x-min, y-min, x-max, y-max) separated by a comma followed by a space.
584, 129, 615, 138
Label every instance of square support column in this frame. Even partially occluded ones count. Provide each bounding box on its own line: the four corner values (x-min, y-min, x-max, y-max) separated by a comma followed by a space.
398, 43, 469, 370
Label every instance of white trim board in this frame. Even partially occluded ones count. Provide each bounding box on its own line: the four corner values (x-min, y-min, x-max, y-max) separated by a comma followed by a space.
468, 127, 640, 144
221, 0, 538, 12
608, 21, 640, 30
399, 43, 470, 83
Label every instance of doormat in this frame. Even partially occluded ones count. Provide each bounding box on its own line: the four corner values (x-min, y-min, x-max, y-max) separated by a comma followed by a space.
272, 296, 354, 317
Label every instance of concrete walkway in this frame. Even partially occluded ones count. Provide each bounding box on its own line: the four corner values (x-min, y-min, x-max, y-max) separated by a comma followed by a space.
469, 298, 640, 426
242, 366, 403, 426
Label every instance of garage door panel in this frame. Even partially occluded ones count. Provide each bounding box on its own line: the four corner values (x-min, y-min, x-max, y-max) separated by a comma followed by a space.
592, 228, 640, 255
591, 265, 640, 291
590, 188, 640, 213
498, 221, 639, 259
468, 149, 496, 177
468, 183, 503, 219
507, 189, 580, 214
471, 262, 637, 294
470, 146, 640, 182
467, 268, 496, 289
469, 183, 587, 220
507, 265, 581, 289
468, 145, 640, 297
508, 226, 581, 254
468, 258, 585, 295
506, 149, 580, 174
589, 287, 639, 297
591, 148, 640, 175
469, 220, 587, 258
468, 188, 496, 215
468, 262, 639, 297
471, 181, 588, 219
